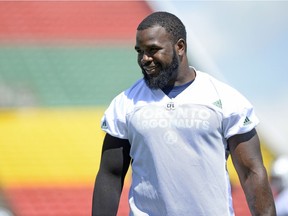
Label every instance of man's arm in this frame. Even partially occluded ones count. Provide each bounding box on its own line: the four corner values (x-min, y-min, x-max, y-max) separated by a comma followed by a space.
92, 133, 131, 216
228, 128, 276, 216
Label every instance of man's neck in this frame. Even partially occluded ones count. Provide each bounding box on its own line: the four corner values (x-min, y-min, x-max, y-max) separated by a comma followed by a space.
173, 67, 196, 86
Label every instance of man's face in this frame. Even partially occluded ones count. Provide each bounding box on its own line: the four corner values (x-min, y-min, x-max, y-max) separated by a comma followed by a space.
135, 26, 179, 89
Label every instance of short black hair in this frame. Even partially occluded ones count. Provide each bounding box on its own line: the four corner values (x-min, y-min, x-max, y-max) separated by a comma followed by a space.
137, 11, 187, 43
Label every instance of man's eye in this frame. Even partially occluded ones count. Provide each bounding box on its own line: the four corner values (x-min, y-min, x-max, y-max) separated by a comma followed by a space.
136, 49, 143, 54
150, 48, 159, 54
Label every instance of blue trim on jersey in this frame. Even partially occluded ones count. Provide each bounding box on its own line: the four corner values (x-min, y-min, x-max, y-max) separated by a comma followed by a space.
162, 80, 194, 98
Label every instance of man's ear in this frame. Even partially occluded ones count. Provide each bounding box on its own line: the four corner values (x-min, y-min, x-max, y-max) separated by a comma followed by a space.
175, 38, 186, 56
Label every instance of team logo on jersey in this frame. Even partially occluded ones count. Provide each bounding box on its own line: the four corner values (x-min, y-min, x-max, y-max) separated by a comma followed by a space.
166, 102, 175, 110
137, 106, 211, 131
163, 130, 178, 145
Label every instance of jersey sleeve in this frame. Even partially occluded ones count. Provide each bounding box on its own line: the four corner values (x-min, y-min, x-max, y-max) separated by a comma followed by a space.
100, 92, 128, 139
221, 84, 259, 139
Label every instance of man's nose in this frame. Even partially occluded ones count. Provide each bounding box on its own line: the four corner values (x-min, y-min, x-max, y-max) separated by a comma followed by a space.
141, 53, 152, 65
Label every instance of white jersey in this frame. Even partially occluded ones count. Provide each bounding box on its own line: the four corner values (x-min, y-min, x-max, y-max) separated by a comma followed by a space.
275, 188, 288, 216
101, 70, 259, 216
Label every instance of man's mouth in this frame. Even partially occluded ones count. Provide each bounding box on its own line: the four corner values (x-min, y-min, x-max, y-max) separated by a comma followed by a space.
143, 65, 159, 76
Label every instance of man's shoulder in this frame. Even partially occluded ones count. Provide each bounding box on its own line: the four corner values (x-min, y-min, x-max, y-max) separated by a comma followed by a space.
112, 78, 148, 104
194, 69, 253, 108
125, 78, 146, 94
195, 70, 224, 84
196, 70, 238, 92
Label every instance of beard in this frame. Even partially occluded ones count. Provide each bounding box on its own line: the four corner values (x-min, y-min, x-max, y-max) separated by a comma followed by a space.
141, 50, 179, 89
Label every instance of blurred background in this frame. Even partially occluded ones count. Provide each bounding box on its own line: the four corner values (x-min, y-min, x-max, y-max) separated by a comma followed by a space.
0, 1, 287, 216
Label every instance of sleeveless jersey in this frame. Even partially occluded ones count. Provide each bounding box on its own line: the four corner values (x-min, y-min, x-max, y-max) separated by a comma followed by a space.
101, 70, 259, 216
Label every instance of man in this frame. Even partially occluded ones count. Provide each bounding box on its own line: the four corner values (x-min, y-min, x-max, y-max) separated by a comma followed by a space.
92, 11, 276, 216
270, 155, 288, 216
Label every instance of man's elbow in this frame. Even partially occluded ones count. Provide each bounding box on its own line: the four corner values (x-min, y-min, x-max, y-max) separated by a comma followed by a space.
241, 165, 269, 186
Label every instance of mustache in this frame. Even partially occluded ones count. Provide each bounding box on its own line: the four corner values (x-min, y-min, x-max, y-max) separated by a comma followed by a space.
142, 53, 179, 89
